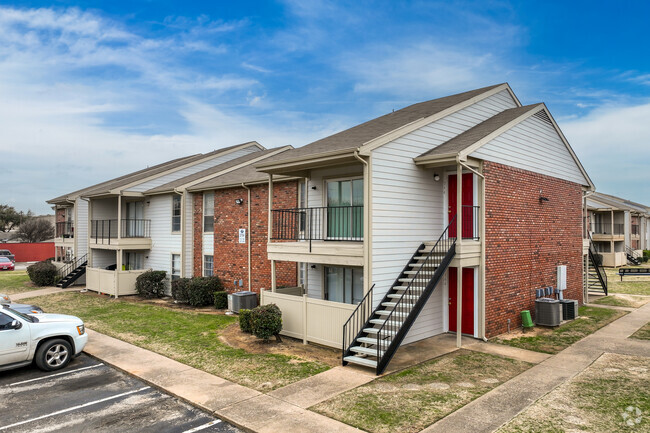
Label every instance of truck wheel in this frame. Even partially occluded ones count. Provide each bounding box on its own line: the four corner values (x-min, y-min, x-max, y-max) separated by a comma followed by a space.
35, 339, 73, 371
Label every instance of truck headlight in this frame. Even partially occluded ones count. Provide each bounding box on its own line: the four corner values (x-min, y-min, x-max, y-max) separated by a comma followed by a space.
77, 325, 85, 335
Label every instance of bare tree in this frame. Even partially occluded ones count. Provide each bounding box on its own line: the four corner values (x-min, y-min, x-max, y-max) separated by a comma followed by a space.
0, 205, 31, 233
14, 218, 54, 243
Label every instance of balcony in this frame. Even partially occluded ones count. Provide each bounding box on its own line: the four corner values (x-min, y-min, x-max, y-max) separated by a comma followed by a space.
54, 222, 74, 245
90, 219, 152, 249
268, 206, 364, 266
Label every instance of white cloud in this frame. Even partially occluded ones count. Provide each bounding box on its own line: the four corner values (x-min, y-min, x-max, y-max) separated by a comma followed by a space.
563, 103, 650, 203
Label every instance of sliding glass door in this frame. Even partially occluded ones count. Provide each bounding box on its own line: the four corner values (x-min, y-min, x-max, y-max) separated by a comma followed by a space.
326, 179, 363, 239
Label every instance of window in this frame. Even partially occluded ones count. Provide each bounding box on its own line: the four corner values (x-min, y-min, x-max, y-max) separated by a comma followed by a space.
171, 254, 181, 281
326, 179, 363, 239
325, 266, 363, 304
172, 195, 181, 232
0, 312, 14, 330
203, 193, 214, 232
123, 252, 144, 270
204, 255, 214, 277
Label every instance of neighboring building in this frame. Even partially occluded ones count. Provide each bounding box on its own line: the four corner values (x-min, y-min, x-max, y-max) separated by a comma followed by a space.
586, 192, 650, 267
255, 83, 595, 373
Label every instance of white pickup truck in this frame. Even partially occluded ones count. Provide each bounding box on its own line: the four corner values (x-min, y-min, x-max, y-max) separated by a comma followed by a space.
0, 304, 88, 372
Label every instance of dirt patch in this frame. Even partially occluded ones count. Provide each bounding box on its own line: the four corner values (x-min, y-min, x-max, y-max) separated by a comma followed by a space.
219, 323, 342, 367
594, 294, 650, 308
498, 353, 650, 433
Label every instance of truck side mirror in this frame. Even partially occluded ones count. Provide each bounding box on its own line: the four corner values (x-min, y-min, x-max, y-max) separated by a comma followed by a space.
11, 320, 22, 330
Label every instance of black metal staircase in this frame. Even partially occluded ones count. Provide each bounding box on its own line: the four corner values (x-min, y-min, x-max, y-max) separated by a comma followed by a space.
56, 254, 88, 289
342, 217, 457, 375
626, 246, 641, 266
587, 234, 607, 296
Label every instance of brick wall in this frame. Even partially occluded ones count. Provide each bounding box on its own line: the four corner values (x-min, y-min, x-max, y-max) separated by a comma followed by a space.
197, 181, 298, 292
55, 208, 66, 224
483, 161, 584, 337
192, 193, 203, 276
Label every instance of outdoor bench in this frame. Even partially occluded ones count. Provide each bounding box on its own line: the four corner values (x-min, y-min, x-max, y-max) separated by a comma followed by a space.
618, 267, 650, 280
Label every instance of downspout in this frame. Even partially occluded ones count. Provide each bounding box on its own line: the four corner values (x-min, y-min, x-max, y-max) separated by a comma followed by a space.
242, 183, 252, 291
354, 150, 371, 298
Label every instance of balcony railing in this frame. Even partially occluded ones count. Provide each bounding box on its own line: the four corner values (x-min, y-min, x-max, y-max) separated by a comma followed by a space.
632, 225, 639, 235
459, 205, 480, 240
55, 221, 74, 238
592, 223, 624, 235
91, 219, 151, 244
272, 206, 363, 242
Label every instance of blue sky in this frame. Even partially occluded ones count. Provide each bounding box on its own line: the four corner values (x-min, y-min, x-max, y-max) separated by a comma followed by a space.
3, 0, 650, 213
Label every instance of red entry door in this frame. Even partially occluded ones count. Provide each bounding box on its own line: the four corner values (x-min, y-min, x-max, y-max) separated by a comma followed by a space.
448, 267, 475, 335
448, 173, 474, 238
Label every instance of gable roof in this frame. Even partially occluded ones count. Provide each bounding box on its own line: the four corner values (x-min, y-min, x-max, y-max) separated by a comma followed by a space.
145, 147, 292, 194
590, 192, 649, 214
189, 148, 298, 191
47, 154, 200, 204
257, 83, 513, 173
417, 104, 543, 159
81, 142, 263, 198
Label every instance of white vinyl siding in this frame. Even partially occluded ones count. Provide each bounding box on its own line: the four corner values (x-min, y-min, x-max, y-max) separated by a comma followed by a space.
125, 146, 260, 192
143, 194, 182, 280
92, 249, 116, 269
75, 198, 88, 258
307, 263, 323, 299
371, 89, 516, 344
470, 114, 589, 186
184, 192, 193, 277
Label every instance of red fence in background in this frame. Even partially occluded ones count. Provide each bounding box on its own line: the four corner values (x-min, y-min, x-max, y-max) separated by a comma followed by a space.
0, 243, 54, 262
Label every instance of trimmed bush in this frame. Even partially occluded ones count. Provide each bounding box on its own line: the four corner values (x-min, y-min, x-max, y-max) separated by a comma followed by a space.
250, 304, 282, 340
26, 261, 57, 286
214, 291, 228, 309
186, 276, 224, 307
239, 308, 253, 333
171, 277, 191, 303
135, 270, 167, 298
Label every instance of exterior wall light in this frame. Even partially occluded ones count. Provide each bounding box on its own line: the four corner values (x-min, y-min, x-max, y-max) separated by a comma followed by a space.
433, 173, 441, 182
235, 198, 244, 205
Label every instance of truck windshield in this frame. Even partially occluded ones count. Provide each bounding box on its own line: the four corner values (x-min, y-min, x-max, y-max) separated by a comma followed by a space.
3, 306, 38, 323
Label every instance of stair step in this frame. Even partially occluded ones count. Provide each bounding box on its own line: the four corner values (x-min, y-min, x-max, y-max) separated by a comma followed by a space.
363, 328, 396, 336
381, 301, 414, 308
398, 278, 414, 283
369, 318, 403, 327
375, 310, 408, 317
387, 294, 419, 300
350, 346, 384, 357
344, 356, 377, 368
358, 336, 392, 345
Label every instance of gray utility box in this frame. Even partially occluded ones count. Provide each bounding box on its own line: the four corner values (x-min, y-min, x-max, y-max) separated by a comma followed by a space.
560, 299, 579, 321
228, 291, 258, 313
535, 298, 562, 327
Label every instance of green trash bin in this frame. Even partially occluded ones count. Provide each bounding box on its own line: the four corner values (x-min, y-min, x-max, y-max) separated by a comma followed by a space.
521, 310, 534, 328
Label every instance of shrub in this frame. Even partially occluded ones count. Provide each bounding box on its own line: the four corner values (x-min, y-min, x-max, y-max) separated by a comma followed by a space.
214, 291, 228, 309
239, 308, 253, 333
135, 270, 167, 298
644, 250, 650, 260
250, 304, 282, 340
26, 261, 57, 286
186, 276, 224, 307
171, 278, 191, 303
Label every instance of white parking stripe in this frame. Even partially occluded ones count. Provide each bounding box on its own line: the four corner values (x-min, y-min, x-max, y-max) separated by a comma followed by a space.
8, 364, 105, 387
0, 386, 150, 431
182, 420, 222, 433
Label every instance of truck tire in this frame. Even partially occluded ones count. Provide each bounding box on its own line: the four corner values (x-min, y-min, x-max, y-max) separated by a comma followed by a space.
35, 339, 73, 371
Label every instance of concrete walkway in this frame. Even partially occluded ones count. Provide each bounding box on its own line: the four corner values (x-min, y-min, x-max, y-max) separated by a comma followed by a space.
83, 329, 367, 433
421, 302, 650, 433
12, 286, 79, 301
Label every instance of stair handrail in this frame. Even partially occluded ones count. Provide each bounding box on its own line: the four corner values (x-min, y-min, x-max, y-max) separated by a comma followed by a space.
375, 216, 457, 374
342, 284, 375, 362
587, 233, 607, 295
58, 253, 88, 280
625, 245, 641, 260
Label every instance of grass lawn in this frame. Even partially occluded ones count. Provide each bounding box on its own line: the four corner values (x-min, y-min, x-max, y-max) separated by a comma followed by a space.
593, 295, 649, 309
605, 265, 650, 296
630, 322, 650, 341
492, 306, 626, 354
22, 292, 330, 392
311, 350, 531, 433
0, 270, 40, 295
497, 353, 650, 433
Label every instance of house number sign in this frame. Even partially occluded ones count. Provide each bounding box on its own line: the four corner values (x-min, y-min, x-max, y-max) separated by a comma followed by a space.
238, 229, 246, 243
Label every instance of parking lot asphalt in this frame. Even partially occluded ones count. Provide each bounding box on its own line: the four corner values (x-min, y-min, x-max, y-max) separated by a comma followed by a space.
0, 354, 240, 433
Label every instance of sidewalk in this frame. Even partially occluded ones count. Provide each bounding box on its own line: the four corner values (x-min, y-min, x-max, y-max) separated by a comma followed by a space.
12, 286, 79, 301
421, 302, 650, 433
83, 329, 371, 433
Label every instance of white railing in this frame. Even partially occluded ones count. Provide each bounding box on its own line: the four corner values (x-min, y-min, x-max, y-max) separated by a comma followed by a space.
86, 268, 149, 297
261, 289, 356, 348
